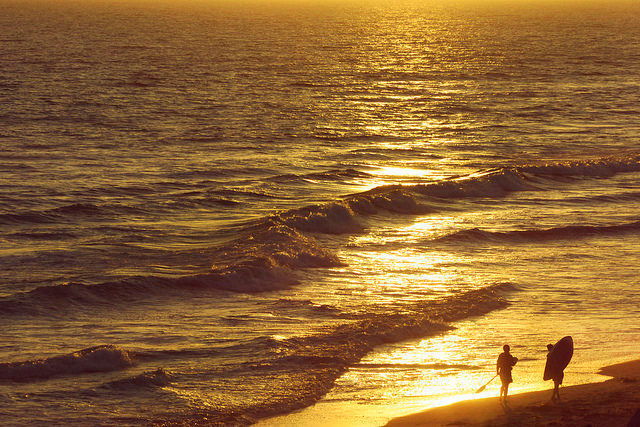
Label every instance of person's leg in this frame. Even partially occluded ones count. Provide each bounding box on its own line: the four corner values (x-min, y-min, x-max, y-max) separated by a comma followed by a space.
500, 380, 507, 401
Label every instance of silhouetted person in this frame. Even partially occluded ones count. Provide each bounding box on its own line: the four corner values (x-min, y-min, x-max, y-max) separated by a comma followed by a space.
547, 343, 563, 402
497, 344, 518, 404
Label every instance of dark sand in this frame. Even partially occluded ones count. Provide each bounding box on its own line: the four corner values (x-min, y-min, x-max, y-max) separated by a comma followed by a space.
386, 360, 640, 426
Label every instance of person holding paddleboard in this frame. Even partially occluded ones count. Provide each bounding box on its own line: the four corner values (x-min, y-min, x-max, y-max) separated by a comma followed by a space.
546, 344, 562, 401
496, 344, 518, 403
544, 336, 574, 402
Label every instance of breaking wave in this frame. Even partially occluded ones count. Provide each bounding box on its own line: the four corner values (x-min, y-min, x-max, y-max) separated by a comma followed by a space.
0, 345, 134, 382
159, 282, 513, 425
0, 225, 343, 315
410, 155, 640, 200
0, 283, 514, 423
2, 156, 637, 315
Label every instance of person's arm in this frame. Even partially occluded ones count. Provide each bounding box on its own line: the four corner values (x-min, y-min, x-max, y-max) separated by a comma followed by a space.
496, 355, 500, 374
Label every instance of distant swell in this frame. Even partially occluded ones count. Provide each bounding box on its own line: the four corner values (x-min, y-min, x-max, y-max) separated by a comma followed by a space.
0, 203, 143, 225
436, 220, 640, 244
0, 345, 134, 382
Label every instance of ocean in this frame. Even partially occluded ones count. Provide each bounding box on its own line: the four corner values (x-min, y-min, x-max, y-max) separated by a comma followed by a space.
1, 0, 639, 425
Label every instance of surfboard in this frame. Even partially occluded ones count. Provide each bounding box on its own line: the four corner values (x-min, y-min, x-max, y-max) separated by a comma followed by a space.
544, 336, 573, 381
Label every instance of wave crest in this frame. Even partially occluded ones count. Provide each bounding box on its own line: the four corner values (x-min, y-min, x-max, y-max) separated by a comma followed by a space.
0, 345, 134, 382
0, 225, 346, 315
436, 220, 640, 244
348, 187, 432, 215
415, 168, 537, 199
272, 203, 363, 234
518, 155, 640, 178
102, 368, 173, 390
409, 155, 640, 200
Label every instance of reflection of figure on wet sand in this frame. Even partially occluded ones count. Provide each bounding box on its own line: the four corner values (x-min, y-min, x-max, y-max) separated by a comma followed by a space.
547, 343, 563, 402
497, 344, 518, 405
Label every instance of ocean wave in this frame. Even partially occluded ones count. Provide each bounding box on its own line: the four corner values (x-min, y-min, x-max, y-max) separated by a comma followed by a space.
350, 147, 443, 157
436, 220, 640, 244
413, 168, 539, 199
305, 168, 373, 181
0, 345, 134, 382
393, 155, 640, 201
347, 187, 433, 215
518, 155, 640, 178
5, 157, 636, 314
5, 230, 78, 241
523, 190, 640, 206
0, 211, 59, 225
188, 283, 513, 424
267, 168, 372, 184
0, 202, 143, 225
269, 203, 364, 234
269, 283, 512, 368
214, 224, 343, 270
261, 186, 430, 228
208, 189, 278, 200
159, 196, 241, 209
0, 273, 290, 316
588, 190, 640, 203
268, 298, 343, 317
0, 225, 343, 315
101, 368, 173, 391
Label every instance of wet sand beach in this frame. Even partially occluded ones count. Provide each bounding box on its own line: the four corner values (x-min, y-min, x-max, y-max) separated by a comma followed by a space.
386, 359, 640, 427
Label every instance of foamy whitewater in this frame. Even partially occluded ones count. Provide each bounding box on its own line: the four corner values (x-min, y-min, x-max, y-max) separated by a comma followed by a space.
1, 0, 639, 425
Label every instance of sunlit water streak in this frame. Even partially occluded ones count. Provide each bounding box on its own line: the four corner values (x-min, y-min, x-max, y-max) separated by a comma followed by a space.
1, 0, 639, 425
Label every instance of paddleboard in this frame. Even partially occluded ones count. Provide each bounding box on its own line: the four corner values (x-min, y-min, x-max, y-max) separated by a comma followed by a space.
544, 336, 573, 381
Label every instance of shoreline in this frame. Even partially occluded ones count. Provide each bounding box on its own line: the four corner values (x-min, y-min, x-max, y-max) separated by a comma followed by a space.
385, 359, 640, 426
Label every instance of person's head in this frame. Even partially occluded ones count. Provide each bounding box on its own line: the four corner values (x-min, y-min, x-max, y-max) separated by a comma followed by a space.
547, 344, 554, 351
503, 344, 510, 353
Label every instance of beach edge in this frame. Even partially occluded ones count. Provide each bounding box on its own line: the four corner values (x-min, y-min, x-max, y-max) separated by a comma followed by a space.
385, 359, 640, 427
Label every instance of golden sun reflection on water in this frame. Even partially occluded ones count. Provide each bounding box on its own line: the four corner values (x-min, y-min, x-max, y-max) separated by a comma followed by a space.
331, 215, 478, 304
365, 166, 450, 188
331, 313, 614, 424
355, 250, 458, 292
371, 166, 439, 178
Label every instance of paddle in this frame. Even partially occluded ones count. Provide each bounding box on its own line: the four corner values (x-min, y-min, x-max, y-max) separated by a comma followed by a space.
476, 374, 498, 393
